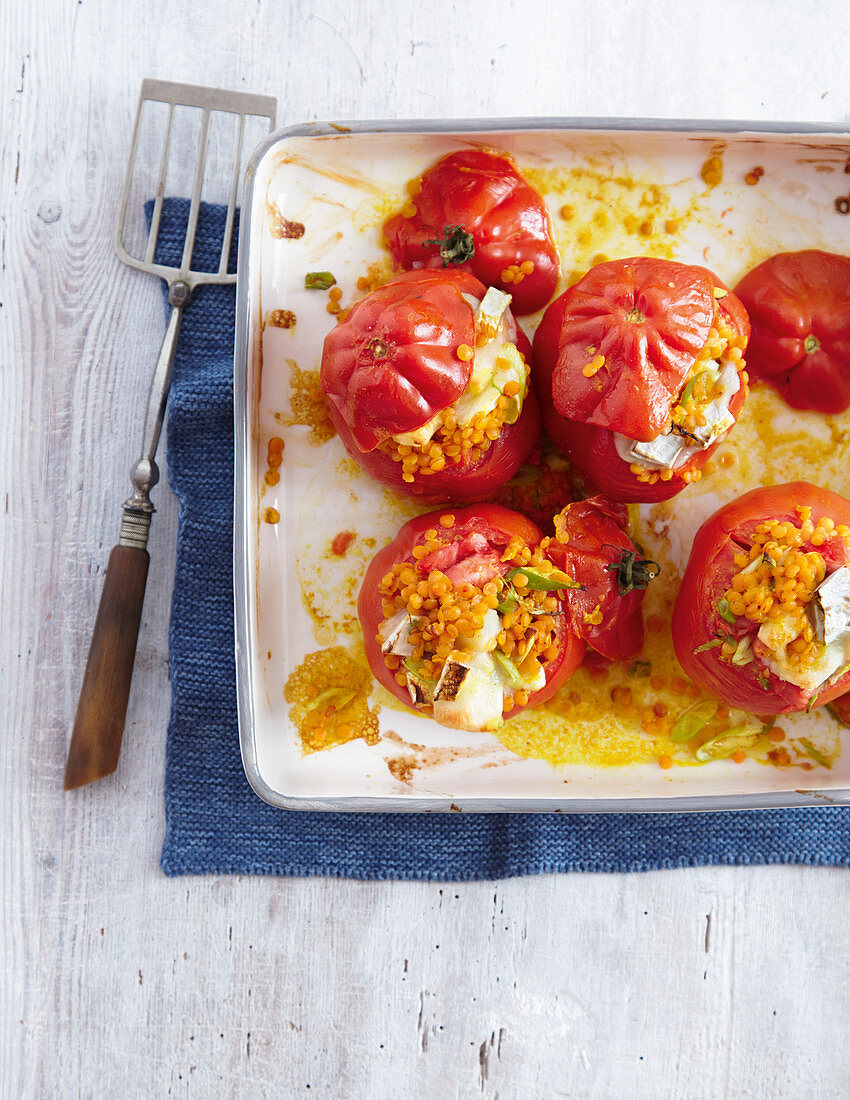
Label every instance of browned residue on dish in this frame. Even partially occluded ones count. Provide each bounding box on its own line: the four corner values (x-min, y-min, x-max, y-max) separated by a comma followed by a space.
380, 730, 507, 783
273, 150, 385, 197
267, 308, 297, 329
284, 647, 380, 752
273, 359, 336, 444
267, 199, 305, 239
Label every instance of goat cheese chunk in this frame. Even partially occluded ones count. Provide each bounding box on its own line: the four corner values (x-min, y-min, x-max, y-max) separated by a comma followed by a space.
613, 361, 741, 471
617, 432, 694, 470
433, 650, 504, 731
379, 610, 418, 657
812, 566, 850, 645
758, 609, 850, 693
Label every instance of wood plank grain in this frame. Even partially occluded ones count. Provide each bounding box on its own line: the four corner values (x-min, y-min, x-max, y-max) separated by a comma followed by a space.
4, 1, 850, 1098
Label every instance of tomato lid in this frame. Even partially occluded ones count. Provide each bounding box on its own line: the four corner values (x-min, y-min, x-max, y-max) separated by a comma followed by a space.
320, 269, 483, 451
550, 258, 717, 441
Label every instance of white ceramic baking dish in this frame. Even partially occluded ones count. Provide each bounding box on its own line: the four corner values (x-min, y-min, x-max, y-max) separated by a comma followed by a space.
234, 117, 850, 811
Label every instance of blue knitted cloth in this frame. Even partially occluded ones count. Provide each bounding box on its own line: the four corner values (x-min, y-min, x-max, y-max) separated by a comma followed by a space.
156, 199, 850, 877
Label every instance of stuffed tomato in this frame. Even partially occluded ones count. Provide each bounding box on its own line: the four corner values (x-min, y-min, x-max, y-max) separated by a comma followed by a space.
358, 505, 583, 731
532, 258, 750, 502
672, 483, 850, 714
734, 249, 850, 414
320, 269, 540, 500
383, 149, 559, 315
358, 501, 655, 732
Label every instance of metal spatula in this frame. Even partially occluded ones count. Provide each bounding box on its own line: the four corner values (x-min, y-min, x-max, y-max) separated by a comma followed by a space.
64, 79, 276, 790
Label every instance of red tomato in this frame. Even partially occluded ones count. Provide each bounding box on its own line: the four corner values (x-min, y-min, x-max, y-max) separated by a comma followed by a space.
384, 149, 559, 315
672, 483, 850, 714
358, 505, 584, 720
734, 250, 850, 414
532, 259, 750, 503
545, 497, 652, 660
830, 692, 850, 726
321, 269, 540, 500
489, 442, 576, 532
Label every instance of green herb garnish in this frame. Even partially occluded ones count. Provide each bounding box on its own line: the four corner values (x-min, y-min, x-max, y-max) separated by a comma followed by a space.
496, 581, 519, 614
307, 687, 356, 713
492, 651, 527, 690
799, 738, 832, 769
679, 369, 713, 405
670, 698, 718, 743
402, 658, 436, 683
695, 725, 764, 762
716, 598, 736, 625
693, 636, 729, 654
304, 271, 337, 290
630, 660, 652, 678
506, 566, 581, 592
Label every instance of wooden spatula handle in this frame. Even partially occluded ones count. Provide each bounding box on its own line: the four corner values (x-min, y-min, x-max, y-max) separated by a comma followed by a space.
64, 545, 150, 790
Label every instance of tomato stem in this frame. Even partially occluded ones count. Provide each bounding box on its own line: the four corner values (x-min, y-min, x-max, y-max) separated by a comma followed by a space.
804, 333, 821, 354
368, 337, 389, 358
602, 546, 660, 596
421, 224, 475, 267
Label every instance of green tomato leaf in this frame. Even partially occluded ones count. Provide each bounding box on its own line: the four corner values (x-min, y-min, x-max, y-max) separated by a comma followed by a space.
603, 547, 660, 597
421, 225, 475, 266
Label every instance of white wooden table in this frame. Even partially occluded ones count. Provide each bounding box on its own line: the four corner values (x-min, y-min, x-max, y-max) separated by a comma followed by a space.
4, 2, 850, 1095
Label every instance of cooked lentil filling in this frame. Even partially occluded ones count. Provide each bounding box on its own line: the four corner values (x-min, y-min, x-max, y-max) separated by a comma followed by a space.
378, 366, 528, 482
378, 517, 562, 712
722, 507, 850, 670
629, 300, 749, 486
